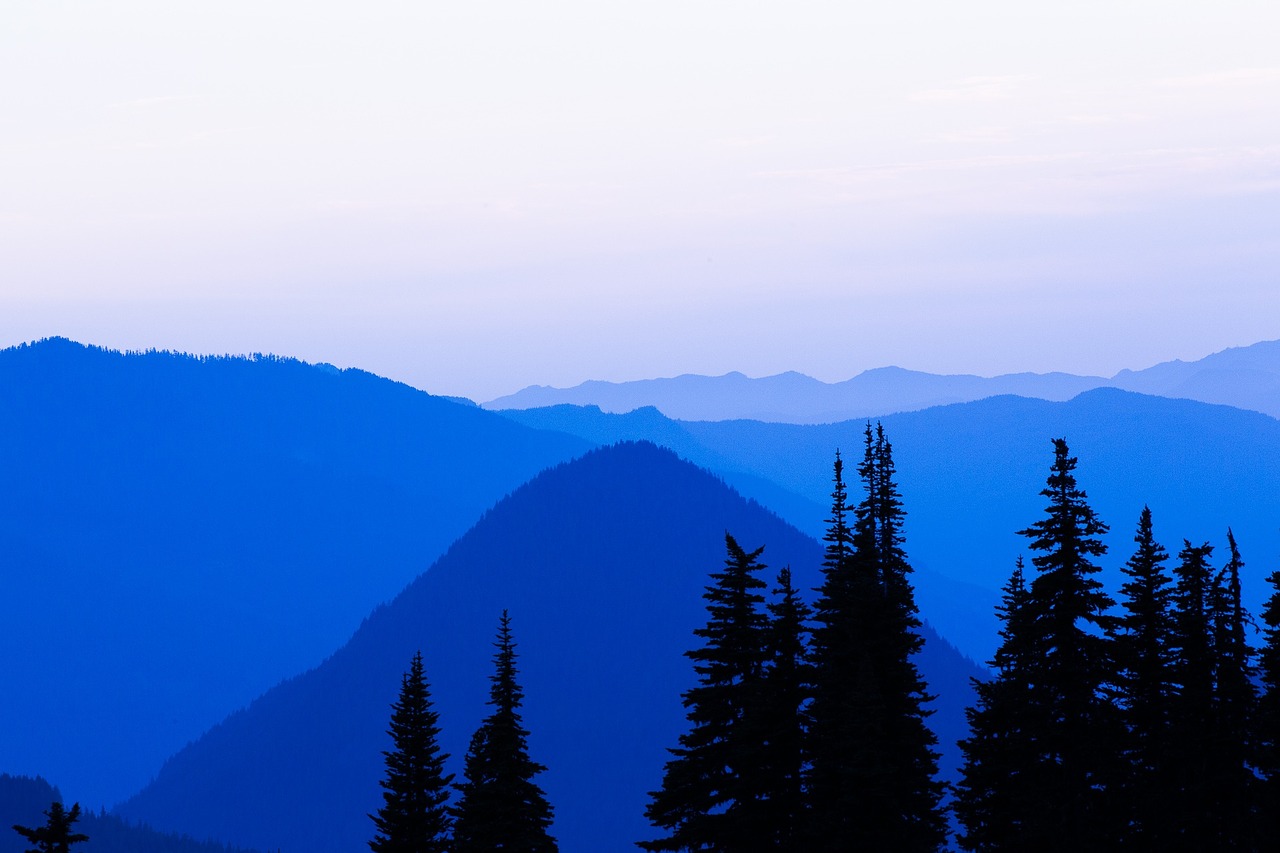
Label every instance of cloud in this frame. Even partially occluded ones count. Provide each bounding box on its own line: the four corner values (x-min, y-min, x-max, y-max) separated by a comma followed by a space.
910, 75, 1034, 103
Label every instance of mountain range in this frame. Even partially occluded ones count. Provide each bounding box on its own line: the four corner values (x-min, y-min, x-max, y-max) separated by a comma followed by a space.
484, 339, 1280, 423
4, 336, 1279, 852
116, 442, 983, 853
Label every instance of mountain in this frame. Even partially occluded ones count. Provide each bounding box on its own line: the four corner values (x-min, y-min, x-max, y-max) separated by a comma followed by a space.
0, 338, 590, 806
498, 389, 1280, 661
0, 775, 260, 853
484, 339, 1280, 423
117, 442, 983, 853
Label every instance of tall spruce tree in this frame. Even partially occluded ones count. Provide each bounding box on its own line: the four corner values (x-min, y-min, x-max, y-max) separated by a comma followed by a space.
1256, 562, 1280, 838
955, 558, 1043, 851
640, 534, 772, 852
1207, 530, 1257, 846
1110, 506, 1177, 844
755, 566, 812, 851
453, 612, 557, 853
958, 439, 1118, 850
807, 427, 945, 852
369, 651, 453, 853
1168, 539, 1218, 846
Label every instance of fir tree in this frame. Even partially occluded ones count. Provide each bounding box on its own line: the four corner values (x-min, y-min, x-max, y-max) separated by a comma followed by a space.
453, 612, 557, 853
1168, 539, 1217, 846
807, 427, 945, 851
1206, 530, 1257, 846
955, 558, 1043, 851
1110, 506, 1176, 844
1256, 561, 1280, 838
369, 651, 453, 853
958, 439, 1118, 850
755, 566, 812, 851
12, 801, 89, 853
640, 534, 771, 852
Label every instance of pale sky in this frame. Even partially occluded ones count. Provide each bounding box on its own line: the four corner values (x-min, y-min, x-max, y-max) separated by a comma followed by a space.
3, 0, 1278, 399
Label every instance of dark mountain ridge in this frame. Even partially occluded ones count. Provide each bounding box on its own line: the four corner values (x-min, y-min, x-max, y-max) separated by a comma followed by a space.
0, 337, 589, 806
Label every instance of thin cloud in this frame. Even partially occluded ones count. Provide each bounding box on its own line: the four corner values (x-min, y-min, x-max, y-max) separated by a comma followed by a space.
106, 95, 200, 110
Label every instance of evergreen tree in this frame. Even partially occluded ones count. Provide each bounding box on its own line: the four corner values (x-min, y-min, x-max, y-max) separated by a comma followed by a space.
1168, 539, 1217, 846
955, 558, 1043, 851
640, 534, 771, 852
754, 566, 812, 851
1206, 530, 1257, 846
806, 427, 945, 851
12, 801, 89, 853
957, 439, 1118, 850
369, 651, 453, 853
453, 612, 557, 853
1256, 561, 1280, 838
1110, 506, 1176, 844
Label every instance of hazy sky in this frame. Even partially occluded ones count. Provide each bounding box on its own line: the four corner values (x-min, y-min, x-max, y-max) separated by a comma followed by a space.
3, 1, 1278, 399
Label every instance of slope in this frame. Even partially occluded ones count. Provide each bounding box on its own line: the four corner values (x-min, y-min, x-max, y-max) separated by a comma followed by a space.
117, 442, 982, 853
0, 338, 590, 806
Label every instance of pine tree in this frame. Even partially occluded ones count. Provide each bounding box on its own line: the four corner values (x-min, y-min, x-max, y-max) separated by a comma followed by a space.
369, 651, 453, 853
958, 439, 1118, 850
1110, 506, 1176, 843
640, 534, 771, 852
1168, 539, 1217, 846
1256, 561, 1280, 839
453, 612, 557, 853
806, 427, 945, 851
12, 801, 89, 853
955, 558, 1043, 851
754, 566, 812, 851
1206, 530, 1257, 845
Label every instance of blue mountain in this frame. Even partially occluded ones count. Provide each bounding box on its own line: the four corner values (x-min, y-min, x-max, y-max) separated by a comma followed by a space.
499, 389, 1280, 661
485, 338, 1280, 423
0, 338, 589, 806
117, 442, 983, 853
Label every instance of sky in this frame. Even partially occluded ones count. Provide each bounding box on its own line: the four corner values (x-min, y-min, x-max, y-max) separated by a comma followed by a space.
3, 0, 1278, 400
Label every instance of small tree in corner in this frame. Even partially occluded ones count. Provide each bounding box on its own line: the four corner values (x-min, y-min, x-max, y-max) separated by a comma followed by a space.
12, 801, 88, 853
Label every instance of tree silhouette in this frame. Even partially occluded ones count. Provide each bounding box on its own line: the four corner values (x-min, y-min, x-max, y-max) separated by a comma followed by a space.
453, 612, 557, 852
13, 801, 88, 853
640, 534, 771, 852
958, 438, 1118, 850
1110, 506, 1176, 843
369, 651, 453, 853
807, 428, 944, 851
1256, 560, 1280, 838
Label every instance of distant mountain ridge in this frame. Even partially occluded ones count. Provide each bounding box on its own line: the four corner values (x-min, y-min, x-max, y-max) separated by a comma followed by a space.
498, 388, 1280, 662
117, 442, 984, 853
484, 339, 1280, 423
0, 337, 589, 807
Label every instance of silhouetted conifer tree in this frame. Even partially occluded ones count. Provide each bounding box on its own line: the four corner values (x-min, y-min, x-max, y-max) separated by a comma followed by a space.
1168, 539, 1218, 845
958, 439, 1118, 850
1207, 530, 1257, 845
640, 534, 771, 852
1110, 506, 1177, 844
1256, 561, 1280, 838
807, 427, 945, 852
369, 651, 453, 853
755, 566, 812, 851
453, 612, 557, 853
13, 801, 88, 853
955, 558, 1044, 851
